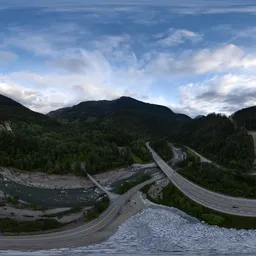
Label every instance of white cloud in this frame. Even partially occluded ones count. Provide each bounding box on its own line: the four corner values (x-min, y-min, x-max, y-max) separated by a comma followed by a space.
0, 51, 17, 67
2, 24, 89, 57
157, 29, 202, 47
146, 44, 256, 75
0, 81, 47, 111
178, 74, 256, 116
0, 46, 152, 113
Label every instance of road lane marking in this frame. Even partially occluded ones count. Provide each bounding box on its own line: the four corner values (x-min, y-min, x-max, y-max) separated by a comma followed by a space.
148, 145, 256, 215
0, 206, 118, 242
0, 170, 160, 245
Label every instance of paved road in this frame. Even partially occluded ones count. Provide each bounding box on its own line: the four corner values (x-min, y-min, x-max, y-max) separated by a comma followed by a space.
0, 174, 162, 250
146, 142, 256, 217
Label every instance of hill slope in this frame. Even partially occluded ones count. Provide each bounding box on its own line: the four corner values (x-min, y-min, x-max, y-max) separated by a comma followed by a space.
1, 95, 189, 175
176, 113, 255, 172
0, 94, 52, 124
48, 96, 191, 136
232, 106, 256, 130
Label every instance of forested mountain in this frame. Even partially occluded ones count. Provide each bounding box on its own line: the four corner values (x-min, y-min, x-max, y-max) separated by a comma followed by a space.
47, 107, 71, 119
232, 106, 256, 130
47, 96, 191, 136
0, 94, 53, 125
175, 113, 255, 172
0, 94, 254, 175
194, 115, 205, 119
0, 95, 188, 175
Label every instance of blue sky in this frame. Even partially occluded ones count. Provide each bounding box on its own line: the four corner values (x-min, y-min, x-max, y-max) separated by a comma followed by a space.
0, 0, 256, 116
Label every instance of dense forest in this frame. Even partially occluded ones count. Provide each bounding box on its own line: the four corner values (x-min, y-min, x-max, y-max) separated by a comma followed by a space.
0, 94, 255, 175
48, 96, 190, 137
178, 149, 256, 197
150, 139, 173, 161
232, 106, 256, 130
0, 121, 153, 175
0, 95, 177, 175
175, 113, 255, 172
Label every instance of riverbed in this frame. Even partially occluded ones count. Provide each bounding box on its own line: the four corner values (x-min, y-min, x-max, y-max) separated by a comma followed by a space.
0, 167, 158, 207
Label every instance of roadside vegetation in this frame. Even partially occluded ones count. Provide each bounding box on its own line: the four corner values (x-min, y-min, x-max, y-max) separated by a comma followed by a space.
83, 196, 110, 221
115, 174, 151, 194
142, 183, 256, 229
175, 113, 254, 173
150, 139, 173, 161
0, 218, 62, 233
178, 151, 256, 198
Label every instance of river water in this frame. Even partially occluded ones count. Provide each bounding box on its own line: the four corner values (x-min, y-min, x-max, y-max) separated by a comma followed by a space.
0, 174, 102, 207
1, 205, 256, 256
0, 168, 157, 207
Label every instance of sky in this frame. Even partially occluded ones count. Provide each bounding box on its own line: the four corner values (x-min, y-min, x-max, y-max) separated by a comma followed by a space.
0, 0, 256, 117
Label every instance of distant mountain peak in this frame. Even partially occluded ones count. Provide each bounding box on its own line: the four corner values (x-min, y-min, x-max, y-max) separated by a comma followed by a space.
47, 96, 191, 136
194, 115, 205, 119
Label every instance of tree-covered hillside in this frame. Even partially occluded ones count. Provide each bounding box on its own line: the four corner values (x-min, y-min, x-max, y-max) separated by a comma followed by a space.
175, 113, 255, 172
0, 94, 254, 175
0, 121, 153, 175
48, 96, 190, 137
0, 94, 53, 125
0, 95, 187, 175
232, 106, 256, 130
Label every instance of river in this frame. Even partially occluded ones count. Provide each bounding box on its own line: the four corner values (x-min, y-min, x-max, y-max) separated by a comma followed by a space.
1, 205, 256, 256
0, 174, 102, 207
0, 168, 157, 207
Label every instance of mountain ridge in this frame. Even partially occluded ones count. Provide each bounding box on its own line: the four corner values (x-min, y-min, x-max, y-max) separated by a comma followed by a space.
46, 96, 191, 136
0, 94, 52, 124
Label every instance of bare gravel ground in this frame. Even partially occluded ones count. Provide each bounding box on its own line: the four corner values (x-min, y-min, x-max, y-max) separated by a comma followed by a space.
0, 163, 156, 189
5, 192, 147, 250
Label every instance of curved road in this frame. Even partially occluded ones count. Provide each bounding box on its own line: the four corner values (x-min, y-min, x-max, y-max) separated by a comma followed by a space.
146, 143, 256, 217
0, 174, 163, 250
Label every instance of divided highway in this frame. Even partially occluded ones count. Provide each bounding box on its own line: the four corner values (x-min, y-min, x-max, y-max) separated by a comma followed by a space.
146, 142, 256, 217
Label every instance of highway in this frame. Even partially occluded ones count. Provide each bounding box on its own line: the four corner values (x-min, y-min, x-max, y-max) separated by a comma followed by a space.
146, 142, 256, 217
0, 174, 163, 250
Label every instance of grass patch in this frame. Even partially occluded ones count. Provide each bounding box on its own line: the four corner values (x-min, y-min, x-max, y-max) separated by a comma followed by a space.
0, 218, 62, 233
143, 183, 256, 229
115, 174, 151, 194
131, 153, 145, 164
84, 196, 110, 222
42, 206, 82, 218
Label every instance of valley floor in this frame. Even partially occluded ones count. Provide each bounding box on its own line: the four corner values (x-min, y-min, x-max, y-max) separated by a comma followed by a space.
0, 164, 155, 190
0, 192, 146, 250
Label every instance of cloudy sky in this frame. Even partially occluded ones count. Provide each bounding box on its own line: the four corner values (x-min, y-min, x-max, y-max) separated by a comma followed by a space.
0, 0, 256, 117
